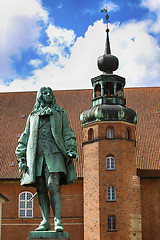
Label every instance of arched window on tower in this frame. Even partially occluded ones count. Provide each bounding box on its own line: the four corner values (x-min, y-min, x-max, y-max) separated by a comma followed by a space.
125, 128, 131, 140
104, 82, 114, 96
19, 192, 33, 218
106, 156, 115, 170
88, 128, 94, 141
107, 186, 116, 201
108, 215, 116, 231
95, 84, 101, 97
107, 128, 113, 139
116, 83, 122, 96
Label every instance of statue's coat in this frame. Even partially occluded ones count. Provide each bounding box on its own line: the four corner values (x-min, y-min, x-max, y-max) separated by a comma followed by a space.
16, 109, 77, 187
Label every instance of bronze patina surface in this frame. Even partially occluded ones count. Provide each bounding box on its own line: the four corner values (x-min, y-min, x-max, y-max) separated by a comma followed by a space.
16, 87, 78, 233
30, 230, 70, 239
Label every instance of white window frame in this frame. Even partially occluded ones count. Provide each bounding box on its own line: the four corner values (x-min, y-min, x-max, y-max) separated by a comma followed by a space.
106, 156, 115, 170
108, 215, 116, 231
107, 128, 113, 139
19, 192, 33, 218
107, 186, 116, 201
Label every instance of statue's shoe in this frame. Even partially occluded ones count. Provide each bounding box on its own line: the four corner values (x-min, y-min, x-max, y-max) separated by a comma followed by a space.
54, 218, 64, 232
35, 222, 51, 231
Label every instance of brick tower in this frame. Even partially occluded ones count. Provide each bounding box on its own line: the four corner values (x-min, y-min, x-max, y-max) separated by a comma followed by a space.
80, 16, 142, 240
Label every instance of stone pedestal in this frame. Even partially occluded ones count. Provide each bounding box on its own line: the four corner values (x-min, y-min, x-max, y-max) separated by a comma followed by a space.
29, 231, 70, 240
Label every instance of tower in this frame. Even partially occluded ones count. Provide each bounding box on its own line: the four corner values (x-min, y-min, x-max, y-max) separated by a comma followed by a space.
80, 15, 142, 240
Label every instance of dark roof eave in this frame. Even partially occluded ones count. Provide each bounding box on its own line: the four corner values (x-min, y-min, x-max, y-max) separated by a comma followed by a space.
137, 169, 160, 178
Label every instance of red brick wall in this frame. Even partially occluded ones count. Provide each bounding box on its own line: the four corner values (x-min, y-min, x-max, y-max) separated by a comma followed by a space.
82, 121, 142, 240
140, 178, 160, 240
2, 171, 160, 240
83, 141, 100, 240
1, 179, 83, 240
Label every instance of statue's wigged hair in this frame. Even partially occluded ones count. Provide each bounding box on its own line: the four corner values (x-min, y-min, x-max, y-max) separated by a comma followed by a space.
31, 87, 63, 114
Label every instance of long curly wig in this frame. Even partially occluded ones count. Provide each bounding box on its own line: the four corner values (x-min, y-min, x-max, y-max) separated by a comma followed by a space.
31, 87, 63, 114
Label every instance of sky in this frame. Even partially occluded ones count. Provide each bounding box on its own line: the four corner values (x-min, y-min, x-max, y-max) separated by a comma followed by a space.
0, 0, 160, 92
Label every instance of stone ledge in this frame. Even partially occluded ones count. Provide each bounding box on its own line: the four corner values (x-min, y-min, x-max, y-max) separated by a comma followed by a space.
30, 231, 70, 240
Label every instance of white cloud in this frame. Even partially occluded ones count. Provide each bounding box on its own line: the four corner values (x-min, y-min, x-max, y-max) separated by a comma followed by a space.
142, 0, 160, 11
41, 24, 75, 55
46, 24, 75, 47
0, 15, 160, 92
100, 1, 119, 12
111, 20, 160, 86
0, 0, 48, 32
0, 20, 104, 91
29, 59, 42, 68
0, 0, 49, 81
141, 0, 160, 33
39, 24, 76, 68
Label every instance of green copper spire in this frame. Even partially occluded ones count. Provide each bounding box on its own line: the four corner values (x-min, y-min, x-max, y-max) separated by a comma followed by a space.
101, 7, 111, 54
97, 9, 118, 74
80, 11, 137, 125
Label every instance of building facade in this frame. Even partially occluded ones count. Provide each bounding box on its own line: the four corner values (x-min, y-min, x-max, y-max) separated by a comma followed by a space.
0, 26, 160, 240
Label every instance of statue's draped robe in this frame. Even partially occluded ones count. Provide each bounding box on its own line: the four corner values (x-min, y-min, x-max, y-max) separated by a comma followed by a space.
16, 109, 77, 187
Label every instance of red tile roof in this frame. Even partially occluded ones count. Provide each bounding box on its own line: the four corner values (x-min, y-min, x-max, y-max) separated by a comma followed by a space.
125, 87, 160, 170
0, 87, 160, 179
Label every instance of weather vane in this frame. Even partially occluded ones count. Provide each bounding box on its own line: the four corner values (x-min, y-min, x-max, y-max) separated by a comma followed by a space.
101, 7, 109, 31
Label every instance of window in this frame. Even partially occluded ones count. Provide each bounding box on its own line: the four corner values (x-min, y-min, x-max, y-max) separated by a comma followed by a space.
107, 186, 116, 201
106, 156, 115, 170
19, 192, 33, 218
125, 128, 130, 139
88, 128, 94, 141
104, 82, 114, 96
10, 161, 15, 167
95, 84, 101, 97
108, 215, 116, 231
107, 128, 113, 139
116, 83, 122, 96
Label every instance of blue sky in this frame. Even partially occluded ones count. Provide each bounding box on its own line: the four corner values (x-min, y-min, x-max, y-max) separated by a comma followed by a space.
0, 0, 160, 92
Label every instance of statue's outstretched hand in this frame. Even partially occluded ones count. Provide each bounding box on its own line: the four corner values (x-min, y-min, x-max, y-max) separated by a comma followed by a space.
17, 157, 27, 178
19, 162, 27, 170
67, 150, 78, 162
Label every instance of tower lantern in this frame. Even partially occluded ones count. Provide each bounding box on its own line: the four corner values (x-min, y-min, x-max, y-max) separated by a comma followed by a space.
80, 12, 142, 240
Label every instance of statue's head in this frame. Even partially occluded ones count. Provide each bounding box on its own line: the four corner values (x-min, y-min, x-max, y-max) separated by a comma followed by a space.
33, 87, 57, 110
41, 87, 53, 104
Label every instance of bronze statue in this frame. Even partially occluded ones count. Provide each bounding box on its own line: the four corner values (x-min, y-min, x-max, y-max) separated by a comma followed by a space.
16, 87, 78, 232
